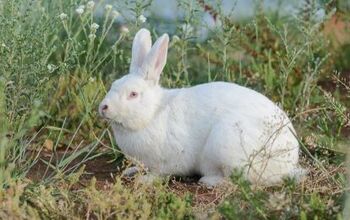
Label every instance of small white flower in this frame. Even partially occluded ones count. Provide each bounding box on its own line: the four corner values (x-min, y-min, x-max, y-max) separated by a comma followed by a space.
76, 8, 84, 15
172, 35, 180, 43
87, 1, 95, 10
181, 23, 194, 36
89, 77, 96, 82
105, 4, 112, 11
120, 26, 129, 34
138, 14, 147, 23
1, 43, 6, 47
88, 33, 96, 40
91, 23, 99, 31
59, 13, 68, 20
112, 10, 120, 18
47, 64, 57, 73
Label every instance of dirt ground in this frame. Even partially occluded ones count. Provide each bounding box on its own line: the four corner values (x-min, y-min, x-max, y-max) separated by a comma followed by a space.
25, 150, 229, 208
25, 146, 347, 212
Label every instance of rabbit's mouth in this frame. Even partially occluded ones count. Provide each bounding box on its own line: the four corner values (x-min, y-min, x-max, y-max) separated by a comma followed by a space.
109, 117, 125, 128
101, 114, 124, 127
113, 121, 123, 127
111, 120, 127, 130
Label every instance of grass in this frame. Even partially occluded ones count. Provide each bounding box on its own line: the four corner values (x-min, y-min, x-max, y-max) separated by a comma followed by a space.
0, 0, 349, 219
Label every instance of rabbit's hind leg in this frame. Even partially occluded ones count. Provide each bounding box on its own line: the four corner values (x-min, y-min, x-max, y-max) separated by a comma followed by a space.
198, 120, 246, 187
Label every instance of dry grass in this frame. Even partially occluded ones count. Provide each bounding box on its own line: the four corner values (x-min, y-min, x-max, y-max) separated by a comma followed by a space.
23, 147, 348, 219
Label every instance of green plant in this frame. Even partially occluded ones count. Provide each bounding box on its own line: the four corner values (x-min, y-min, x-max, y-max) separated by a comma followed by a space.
0, 0, 348, 218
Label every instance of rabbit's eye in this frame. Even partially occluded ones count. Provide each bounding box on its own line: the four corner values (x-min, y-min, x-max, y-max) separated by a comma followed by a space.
128, 91, 138, 99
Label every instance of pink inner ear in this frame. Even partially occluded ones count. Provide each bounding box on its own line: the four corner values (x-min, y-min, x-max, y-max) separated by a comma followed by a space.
154, 41, 167, 73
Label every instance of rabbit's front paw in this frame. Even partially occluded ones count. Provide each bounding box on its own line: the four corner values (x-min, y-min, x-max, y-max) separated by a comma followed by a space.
199, 176, 225, 188
122, 166, 139, 177
135, 173, 159, 185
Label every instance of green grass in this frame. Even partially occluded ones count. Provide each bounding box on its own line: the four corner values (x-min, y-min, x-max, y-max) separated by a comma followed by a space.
0, 0, 349, 219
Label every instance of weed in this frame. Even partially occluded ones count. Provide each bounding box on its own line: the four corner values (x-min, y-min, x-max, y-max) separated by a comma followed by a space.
0, 0, 348, 219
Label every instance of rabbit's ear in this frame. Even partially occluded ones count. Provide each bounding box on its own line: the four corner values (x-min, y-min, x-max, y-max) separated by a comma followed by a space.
141, 33, 169, 84
130, 29, 152, 74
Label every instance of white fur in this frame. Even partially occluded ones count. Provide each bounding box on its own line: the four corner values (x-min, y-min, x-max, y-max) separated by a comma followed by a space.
99, 28, 303, 186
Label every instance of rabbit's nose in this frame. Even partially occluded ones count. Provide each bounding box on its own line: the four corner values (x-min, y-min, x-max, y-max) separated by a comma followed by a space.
99, 103, 109, 117
101, 104, 108, 111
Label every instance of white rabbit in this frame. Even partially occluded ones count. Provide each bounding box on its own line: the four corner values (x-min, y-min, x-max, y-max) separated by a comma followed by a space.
99, 28, 304, 187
